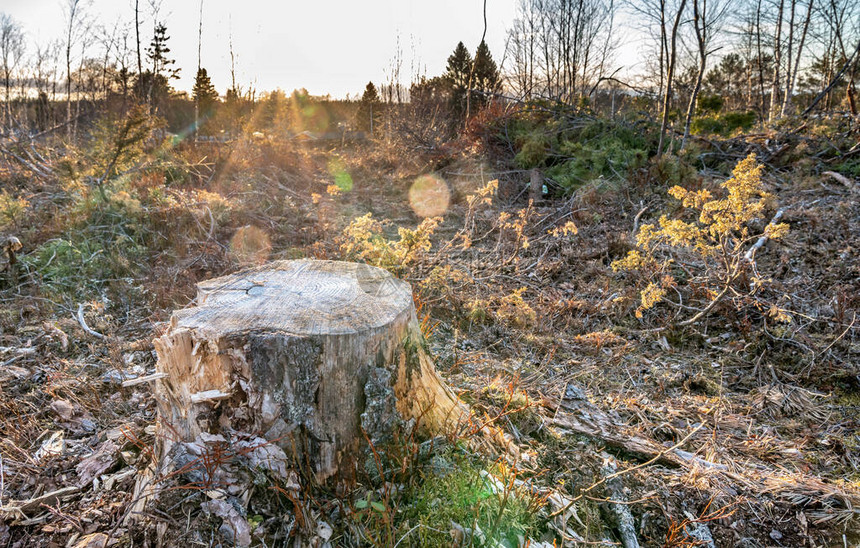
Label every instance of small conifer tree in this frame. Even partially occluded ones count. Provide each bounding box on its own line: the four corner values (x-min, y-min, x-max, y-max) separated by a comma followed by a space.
192, 67, 219, 118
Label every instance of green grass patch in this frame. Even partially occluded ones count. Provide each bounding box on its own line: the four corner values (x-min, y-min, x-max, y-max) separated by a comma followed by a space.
393, 457, 548, 547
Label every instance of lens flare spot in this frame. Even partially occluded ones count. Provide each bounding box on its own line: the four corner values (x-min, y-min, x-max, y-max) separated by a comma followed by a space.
327, 158, 353, 192
230, 225, 271, 266
409, 174, 450, 218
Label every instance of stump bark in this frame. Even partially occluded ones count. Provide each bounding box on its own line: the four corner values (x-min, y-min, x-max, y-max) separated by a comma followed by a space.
151, 259, 473, 483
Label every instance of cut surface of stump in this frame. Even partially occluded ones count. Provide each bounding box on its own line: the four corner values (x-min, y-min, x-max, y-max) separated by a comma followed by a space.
152, 259, 472, 483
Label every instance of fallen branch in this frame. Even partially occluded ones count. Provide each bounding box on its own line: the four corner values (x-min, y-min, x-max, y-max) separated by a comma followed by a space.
75, 304, 105, 339
745, 208, 787, 264
549, 423, 705, 519
802, 37, 860, 117
552, 383, 692, 468
600, 453, 641, 548
823, 171, 857, 191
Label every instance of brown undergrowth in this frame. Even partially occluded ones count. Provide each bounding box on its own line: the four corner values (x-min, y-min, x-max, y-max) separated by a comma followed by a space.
0, 116, 858, 547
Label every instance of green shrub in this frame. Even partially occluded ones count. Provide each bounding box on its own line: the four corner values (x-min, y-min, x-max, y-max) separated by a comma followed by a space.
697, 94, 724, 114
22, 201, 149, 300
834, 158, 860, 178
340, 213, 441, 276
514, 131, 551, 169
549, 136, 648, 191
649, 153, 697, 186
509, 116, 653, 193
0, 190, 29, 228
691, 111, 757, 136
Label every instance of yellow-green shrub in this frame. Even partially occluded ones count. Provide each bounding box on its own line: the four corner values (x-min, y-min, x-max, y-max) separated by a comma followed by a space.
612, 154, 790, 325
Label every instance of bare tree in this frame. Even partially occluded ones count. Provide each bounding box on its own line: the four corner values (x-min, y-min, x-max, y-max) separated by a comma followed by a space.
195, 0, 203, 139
504, 0, 617, 103
823, 0, 859, 113
768, 0, 785, 120
780, 0, 814, 114
0, 13, 25, 131
505, 0, 538, 98
64, 0, 89, 139
657, 0, 688, 157
680, 0, 729, 150
465, 0, 487, 120
135, 0, 142, 76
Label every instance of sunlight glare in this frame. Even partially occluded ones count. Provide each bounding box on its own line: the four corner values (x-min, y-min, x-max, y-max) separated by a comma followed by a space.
327, 157, 354, 192
409, 174, 450, 218
230, 225, 272, 265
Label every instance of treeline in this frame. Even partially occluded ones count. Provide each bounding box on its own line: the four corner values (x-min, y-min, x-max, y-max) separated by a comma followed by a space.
0, 14, 500, 145
0, 0, 857, 144
504, 0, 858, 150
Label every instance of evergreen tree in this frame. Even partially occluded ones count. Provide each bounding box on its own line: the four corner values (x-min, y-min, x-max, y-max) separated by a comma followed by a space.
472, 40, 501, 106
446, 42, 472, 89
445, 42, 472, 121
132, 70, 169, 106
223, 87, 244, 136
260, 89, 288, 132
136, 22, 179, 110
193, 67, 219, 117
356, 81, 381, 134
361, 81, 380, 103
147, 23, 179, 82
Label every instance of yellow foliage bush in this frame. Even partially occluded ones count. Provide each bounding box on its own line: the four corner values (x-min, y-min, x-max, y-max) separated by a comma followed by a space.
495, 287, 537, 328
612, 154, 790, 324
340, 213, 441, 275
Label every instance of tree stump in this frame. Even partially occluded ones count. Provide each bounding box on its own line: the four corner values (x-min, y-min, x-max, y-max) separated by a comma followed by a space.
151, 259, 474, 483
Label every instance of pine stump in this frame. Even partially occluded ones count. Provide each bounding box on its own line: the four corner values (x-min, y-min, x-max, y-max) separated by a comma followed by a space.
151, 259, 474, 483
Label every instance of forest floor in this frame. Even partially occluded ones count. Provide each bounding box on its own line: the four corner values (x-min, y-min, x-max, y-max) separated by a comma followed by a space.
0, 124, 858, 547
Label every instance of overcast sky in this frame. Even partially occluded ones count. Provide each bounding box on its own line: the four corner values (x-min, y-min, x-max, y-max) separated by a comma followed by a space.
3, 0, 520, 99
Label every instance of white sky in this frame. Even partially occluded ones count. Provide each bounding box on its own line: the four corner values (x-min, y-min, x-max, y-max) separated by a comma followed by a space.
2, 0, 521, 99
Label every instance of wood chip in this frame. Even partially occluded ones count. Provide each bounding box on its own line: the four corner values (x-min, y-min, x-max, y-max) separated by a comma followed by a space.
121, 372, 167, 387
189, 389, 231, 403
0, 486, 80, 519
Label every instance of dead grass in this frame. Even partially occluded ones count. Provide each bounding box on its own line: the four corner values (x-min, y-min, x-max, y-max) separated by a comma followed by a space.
0, 124, 858, 547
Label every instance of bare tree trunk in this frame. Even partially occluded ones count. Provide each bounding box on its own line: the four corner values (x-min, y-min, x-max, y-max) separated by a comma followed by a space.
657, 0, 687, 158
780, 0, 796, 116
824, 44, 834, 110
194, 0, 203, 140
756, 0, 766, 122
73, 42, 84, 140
782, 0, 813, 115
466, 0, 488, 123
65, 0, 79, 140
745, 17, 755, 109
768, 0, 784, 121
681, 0, 707, 151
828, 0, 858, 114
530, 168, 542, 203
135, 0, 142, 76
658, 0, 668, 114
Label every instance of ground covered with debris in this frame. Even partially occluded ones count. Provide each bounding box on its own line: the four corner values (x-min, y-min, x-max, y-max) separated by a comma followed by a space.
0, 114, 859, 547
